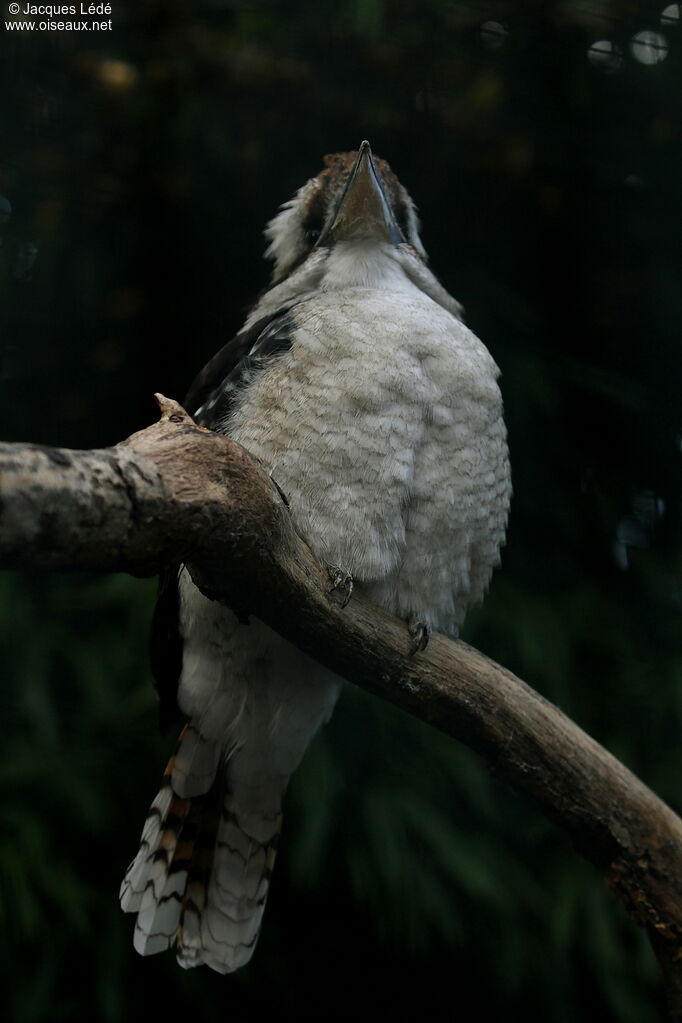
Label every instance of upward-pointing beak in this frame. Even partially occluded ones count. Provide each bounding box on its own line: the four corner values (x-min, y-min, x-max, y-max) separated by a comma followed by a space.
317, 140, 405, 247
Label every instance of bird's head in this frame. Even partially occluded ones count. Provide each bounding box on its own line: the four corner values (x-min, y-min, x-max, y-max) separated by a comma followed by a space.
264, 141, 427, 283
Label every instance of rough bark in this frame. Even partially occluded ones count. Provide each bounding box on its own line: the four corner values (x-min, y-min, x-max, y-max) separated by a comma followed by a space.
1, 395, 681, 1016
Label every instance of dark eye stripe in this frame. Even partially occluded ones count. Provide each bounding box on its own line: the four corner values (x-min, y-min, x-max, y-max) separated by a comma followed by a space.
302, 187, 326, 245
393, 196, 410, 236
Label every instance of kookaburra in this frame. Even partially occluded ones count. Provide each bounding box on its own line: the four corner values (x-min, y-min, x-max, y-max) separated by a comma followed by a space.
120, 142, 511, 973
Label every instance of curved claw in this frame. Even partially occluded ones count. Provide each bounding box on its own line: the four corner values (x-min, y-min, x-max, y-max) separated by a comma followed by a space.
408, 617, 431, 655
327, 565, 353, 609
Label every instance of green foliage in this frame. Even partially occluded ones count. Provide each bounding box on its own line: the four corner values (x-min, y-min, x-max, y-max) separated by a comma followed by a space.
0, 574, 156, 1020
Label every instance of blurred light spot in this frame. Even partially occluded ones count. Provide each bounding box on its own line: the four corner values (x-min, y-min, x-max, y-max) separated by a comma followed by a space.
587, 39, 623, 72
625, 173, 643, 185
469, 73, 503, 112
613, 490, 665, 569
630, 30, 668, 64
0, 196, 12, 225
660, 4, 681, 26
635, 490, 665, 523
97, 58, 138, 90
479, 21, 508, 49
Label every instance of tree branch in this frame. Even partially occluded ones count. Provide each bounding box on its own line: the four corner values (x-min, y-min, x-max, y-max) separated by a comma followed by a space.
1, 395, 681, 1017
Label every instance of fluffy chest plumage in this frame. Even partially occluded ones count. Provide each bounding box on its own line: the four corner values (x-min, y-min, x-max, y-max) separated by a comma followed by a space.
225, 285, 508, 629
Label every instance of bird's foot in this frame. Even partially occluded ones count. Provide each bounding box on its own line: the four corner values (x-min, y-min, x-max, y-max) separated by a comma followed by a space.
326, 565, 354, 608
407, 615, 431, 655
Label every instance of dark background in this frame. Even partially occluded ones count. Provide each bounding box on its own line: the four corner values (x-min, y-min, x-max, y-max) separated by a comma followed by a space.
1, 1, 680, 1020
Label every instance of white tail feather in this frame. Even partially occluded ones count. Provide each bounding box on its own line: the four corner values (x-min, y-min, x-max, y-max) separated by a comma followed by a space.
120, 724, 283, 973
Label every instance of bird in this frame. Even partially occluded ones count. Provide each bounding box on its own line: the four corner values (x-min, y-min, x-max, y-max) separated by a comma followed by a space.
119, 141, 511, 974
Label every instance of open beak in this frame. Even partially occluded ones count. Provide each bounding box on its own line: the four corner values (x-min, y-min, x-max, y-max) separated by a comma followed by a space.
317, 140, 405, 247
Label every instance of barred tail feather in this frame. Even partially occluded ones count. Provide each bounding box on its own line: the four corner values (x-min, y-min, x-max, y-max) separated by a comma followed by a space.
118, 746, 191, 918
120, 724, 283, 973
178, 798, 281, 973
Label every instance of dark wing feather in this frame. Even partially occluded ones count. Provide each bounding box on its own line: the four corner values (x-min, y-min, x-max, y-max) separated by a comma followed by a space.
151, 306, 296, 734
184, 307, 292, 425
